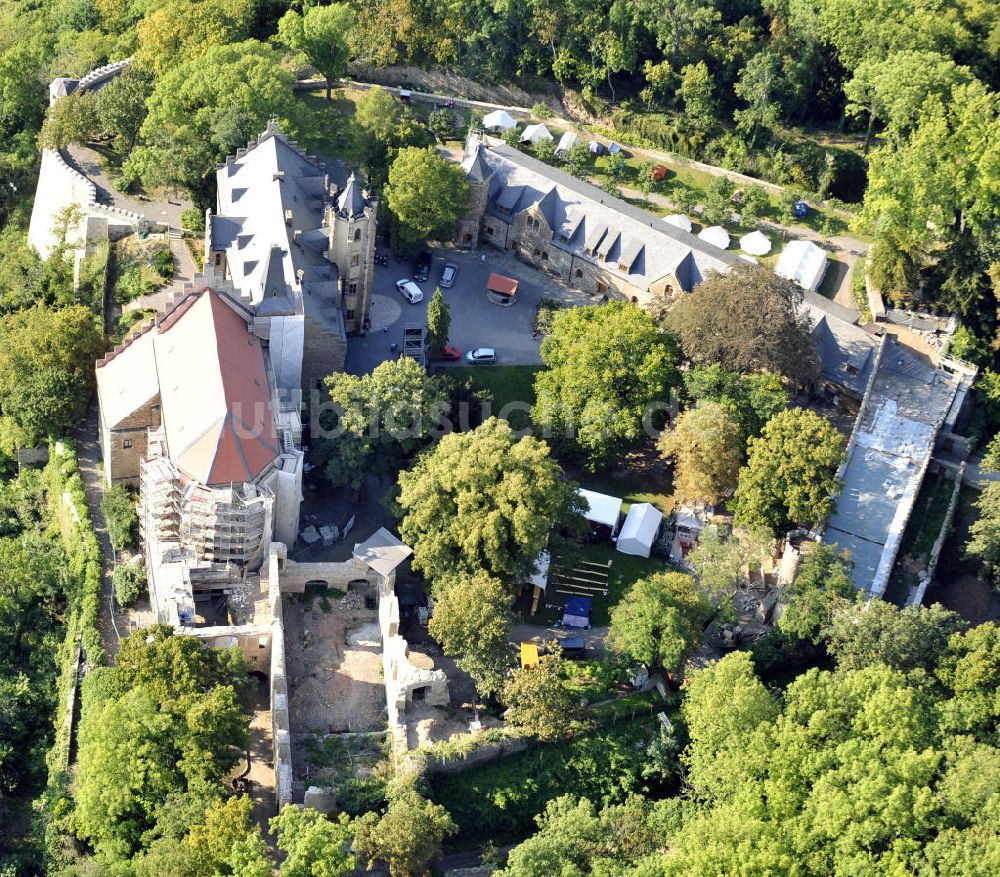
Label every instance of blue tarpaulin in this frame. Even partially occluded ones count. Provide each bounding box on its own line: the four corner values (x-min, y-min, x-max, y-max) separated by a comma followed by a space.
562, 596, 592, 629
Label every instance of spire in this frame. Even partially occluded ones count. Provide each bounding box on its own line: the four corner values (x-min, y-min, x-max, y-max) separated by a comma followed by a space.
465, 144, 492, 183
336, 173, 367, 218
262, 115, 284, 139
261, 245, 286, 298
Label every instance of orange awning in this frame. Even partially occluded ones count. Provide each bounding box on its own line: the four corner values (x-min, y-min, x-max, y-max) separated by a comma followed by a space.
486, 272, 518, 297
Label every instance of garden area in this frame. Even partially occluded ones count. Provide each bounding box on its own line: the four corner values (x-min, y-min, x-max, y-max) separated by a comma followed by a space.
430, 714, 672, 848
109, 235, 174, 307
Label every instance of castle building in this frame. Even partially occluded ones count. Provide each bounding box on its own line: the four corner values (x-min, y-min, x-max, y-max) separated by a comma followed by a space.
206, 121, 377, 395
458, 132, 738, 310
96, 281, 304, 625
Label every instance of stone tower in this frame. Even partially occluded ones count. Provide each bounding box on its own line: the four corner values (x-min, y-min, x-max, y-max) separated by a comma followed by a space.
325, 173, 377, 333
457, 140, 494, 249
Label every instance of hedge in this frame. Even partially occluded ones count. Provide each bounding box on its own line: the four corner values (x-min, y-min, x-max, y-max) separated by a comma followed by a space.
38, 439, 106, 869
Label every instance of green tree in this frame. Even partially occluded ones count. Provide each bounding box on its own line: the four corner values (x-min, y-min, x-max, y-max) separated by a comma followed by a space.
135, 0, 257, 75
271, 805, 354, 877
681, 651, 778, 801
737, 185, 770, 229
501, 652, 578, 742
39, 89, 100, 149
126, 40, 302, 199
607, 572, 710, 671
678, 61, 717, 135
113, 563, 146, 607
425, 287, 450, 359
101, 484, 138, 553
428, 573, 513, 698
321, 357, 450, 490
682, 364, 788, 445
658, 400, 743, 505
0, 304, 103, 449
427, 108, 454, 142
733, 50, 783, 145
664, 263, 820, 385
97, 66, 153, 155
967, 482, 1000, 583
937, 623, 1000, 741
532, 302, 679, 470
277, 3, 355, 101
828, 599, 966, 673
352, 791, 457, 877
397, 418, 584, 581
702, 176, 735, 225
732, 408, 846, 532
385, 146, 470, 250
778, 543, 855, 644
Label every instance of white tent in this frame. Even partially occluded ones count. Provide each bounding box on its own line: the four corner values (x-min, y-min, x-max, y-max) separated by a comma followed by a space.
776, 239, 828, 292
616, 503, 663, 558
661, 214, 693, 233
529, 549, 551, 592
520, 123, 553, 144
739, 254, 760, 264
577, 488, 623, 535
555, 131, 579, 155
698, 225, 731, 249
588, 140, 603, 155
739, 230, 772, 256
482, 109, 516, 130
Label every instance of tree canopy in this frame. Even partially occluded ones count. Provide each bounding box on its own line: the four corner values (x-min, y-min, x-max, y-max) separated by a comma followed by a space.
385, 146, 470, 250
532, 302, 679, 470
501, 652, 579, 742
659, 400, 743, 505
320, 357, 451, 490
352, 791, 457, 877
277, 3, 354, 101
607, 571, 710, 671
396, 417, 584, 581
732, 407, 846, 532
665, 264, 821, 385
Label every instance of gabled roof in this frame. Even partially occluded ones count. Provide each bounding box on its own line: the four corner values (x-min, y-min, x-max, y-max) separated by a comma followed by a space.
465, 145, 494, 182
97, 327, 159, 430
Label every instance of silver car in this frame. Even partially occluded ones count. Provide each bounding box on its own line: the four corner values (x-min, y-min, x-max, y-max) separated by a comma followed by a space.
440, 262, 458, 288
465, 347, 496, 365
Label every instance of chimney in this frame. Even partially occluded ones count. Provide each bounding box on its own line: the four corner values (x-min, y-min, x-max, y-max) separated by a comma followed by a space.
284, 209, 293, 225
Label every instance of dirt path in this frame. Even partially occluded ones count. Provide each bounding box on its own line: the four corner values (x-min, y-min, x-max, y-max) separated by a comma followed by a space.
74, 401, 121, 661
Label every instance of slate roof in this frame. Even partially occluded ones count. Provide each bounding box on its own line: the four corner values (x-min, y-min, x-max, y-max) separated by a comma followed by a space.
213, 127, 349, 309
809, 314, 879, 397
464, 140, 737, 291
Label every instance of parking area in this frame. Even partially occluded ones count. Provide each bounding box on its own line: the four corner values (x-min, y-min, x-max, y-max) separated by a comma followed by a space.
345, 245, 596, 376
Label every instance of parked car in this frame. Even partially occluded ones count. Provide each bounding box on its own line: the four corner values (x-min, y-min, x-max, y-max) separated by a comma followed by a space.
436, 345, 461, 361
440, 262, 458, 288
465, 347, 496, 364
414, 251, 432, 282
396, 279, 424, 304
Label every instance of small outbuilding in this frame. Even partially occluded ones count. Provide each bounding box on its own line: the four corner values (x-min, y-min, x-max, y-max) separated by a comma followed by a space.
486, 272, 519, 306
616, 503, 663, 558
520, 123, 553, 145
562, 595, 593, 629
697, 225, 731, 250
555, 131, 579, 156
607, 142, 622, 154
776, 239, 828, 292
578, 488, 623, 538
520, 642, 540, 668
483, 109, 517, 130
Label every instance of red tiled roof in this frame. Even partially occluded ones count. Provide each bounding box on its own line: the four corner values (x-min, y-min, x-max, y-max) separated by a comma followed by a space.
486, 272, 518, 297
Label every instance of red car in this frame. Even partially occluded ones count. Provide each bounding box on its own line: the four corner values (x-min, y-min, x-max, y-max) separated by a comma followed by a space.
437, 346, 461, 361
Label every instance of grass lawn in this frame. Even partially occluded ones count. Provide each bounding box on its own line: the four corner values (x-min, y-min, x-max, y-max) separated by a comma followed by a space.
899, 472, 958, 564
539, 541, 672, 627
573, 463, 676, 515
444, 364, 541, 430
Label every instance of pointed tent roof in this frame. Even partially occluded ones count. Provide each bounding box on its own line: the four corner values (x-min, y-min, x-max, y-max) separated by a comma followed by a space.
739, 230, 772, 256
336, 172, 367, 218
698, 225, 731, 249
482, 109, 517, 130
661, 214, 693, 233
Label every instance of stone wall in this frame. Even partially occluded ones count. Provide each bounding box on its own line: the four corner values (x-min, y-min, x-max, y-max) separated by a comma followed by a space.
103, 396, 160, 487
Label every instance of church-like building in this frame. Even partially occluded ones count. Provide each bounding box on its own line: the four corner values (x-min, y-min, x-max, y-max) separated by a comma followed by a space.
206, 120, 377, 396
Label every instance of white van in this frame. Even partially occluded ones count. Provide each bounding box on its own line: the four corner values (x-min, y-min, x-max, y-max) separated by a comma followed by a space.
396, 279, 424, 304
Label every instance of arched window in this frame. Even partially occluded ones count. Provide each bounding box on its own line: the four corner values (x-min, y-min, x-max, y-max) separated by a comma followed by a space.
354, 228, 361, 241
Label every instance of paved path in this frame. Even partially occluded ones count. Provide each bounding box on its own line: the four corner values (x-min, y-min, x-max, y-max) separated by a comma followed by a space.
65, 143, 191, 230
74, 401, 121, 661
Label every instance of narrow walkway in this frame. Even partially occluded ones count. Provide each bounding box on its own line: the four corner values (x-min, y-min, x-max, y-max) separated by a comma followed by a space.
74, 401, 121, 661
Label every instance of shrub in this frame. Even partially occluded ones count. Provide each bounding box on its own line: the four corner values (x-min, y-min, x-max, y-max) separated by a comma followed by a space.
113, 563, 146, 607
114, 265, 144, 304
180, 207, 205, 232
101, 484, 139, 553
531, 101, 553, 119
152, 248, 174, 279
